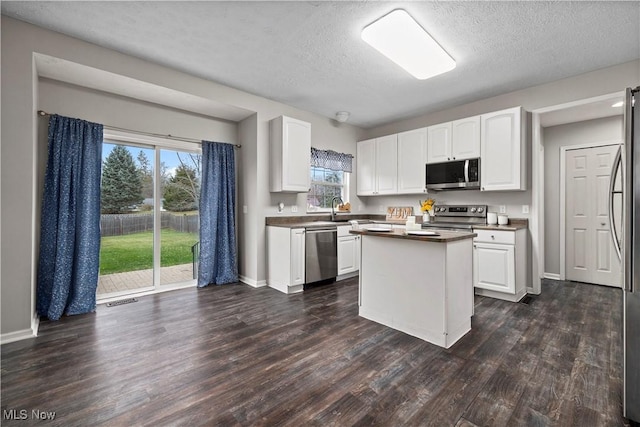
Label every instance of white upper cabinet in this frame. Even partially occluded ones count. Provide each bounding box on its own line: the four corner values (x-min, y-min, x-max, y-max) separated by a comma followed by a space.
451, 116, 481, 160
427, 117, 480, 164
357, 138, 377, 195
357, 135, 398, 195
375, 135, 398, 194
426, 123, 452, 164
397, 128, 428, 194
480, 107, 526, 191
269, 116, 311, 192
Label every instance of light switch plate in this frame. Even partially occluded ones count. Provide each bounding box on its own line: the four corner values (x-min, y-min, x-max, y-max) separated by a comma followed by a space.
243, 205, 248, 214
522, 205, 529, 214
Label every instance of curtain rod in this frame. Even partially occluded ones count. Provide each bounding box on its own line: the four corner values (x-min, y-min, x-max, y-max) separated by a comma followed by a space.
37, 110, 241, 148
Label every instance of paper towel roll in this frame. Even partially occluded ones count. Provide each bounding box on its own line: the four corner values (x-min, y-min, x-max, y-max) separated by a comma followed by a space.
487, 212, 498, 225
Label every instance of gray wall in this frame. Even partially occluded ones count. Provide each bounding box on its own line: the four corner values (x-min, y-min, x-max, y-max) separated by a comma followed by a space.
542, 116, 623, 275
38, 78, 238, 142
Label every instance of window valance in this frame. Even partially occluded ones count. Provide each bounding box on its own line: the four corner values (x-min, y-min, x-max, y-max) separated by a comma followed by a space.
311, 147, 353, 173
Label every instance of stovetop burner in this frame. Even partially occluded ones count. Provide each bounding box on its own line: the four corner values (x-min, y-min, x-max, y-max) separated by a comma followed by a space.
422, 204, 487, 230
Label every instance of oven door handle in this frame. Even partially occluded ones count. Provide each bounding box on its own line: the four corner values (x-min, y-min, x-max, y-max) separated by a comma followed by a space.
305, 227, 337, 233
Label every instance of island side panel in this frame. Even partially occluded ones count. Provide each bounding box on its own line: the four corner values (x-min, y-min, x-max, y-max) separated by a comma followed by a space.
444, 239, 474, 348
358, 234, 447, 347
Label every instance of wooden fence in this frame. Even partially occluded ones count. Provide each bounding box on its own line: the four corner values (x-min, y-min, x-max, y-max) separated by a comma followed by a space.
101, 212, 199, 237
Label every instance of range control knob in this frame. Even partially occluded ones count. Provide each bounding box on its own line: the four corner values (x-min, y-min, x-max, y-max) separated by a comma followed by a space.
477, 207, 484, 213
470, 207, 477, 213
439, 207, 447, 212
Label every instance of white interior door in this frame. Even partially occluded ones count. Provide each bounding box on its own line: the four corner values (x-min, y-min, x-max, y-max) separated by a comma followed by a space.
565, 145, 621, 287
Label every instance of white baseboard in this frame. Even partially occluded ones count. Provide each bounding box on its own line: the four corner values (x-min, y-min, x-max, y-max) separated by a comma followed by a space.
239, 275, 267, 288
526, 286, 541, 295
32, 311, 40, 337
337, 271, 359, 281
543, 273, 561, 281
1, 311, 39, 345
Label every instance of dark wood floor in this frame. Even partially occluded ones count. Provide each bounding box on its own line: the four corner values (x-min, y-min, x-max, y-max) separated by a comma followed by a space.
1, 277, 630, 426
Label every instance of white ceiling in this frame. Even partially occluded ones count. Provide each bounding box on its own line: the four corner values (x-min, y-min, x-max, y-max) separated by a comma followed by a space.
2, 1, 639, 128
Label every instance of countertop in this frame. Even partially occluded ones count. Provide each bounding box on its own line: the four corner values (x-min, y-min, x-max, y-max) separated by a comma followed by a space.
266, 220, 338, 229
265, 215, 528, 231
350, 228, 476, 243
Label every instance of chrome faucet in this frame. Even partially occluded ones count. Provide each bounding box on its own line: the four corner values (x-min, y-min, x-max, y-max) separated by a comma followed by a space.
331, 196, 344, 221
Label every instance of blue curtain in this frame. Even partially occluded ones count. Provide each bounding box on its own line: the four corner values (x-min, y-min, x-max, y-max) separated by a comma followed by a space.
198, 141, 238, 286
37, 115, 103, 320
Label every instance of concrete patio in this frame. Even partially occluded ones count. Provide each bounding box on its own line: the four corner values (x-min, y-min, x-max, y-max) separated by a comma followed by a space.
97, 263, 194, 296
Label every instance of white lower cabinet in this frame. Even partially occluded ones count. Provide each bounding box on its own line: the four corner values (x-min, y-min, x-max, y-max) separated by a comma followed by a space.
290, 228, 305, 286
267, 226, 305, 294
473, 228, 527, 302
337, 225, 360, 278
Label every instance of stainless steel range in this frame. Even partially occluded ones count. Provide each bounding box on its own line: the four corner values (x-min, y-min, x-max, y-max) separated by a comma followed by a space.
421, 204, 487, 230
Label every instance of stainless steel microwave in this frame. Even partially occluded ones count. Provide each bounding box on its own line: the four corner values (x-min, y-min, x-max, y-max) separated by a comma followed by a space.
425, 158, 480, 190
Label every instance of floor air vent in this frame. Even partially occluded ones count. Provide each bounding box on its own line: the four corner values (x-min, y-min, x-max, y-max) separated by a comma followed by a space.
519, 296, 534, 305
106, 298, 138, 307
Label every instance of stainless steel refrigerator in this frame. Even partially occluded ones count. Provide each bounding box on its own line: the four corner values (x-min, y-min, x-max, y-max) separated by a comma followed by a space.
612, 86, 640, 422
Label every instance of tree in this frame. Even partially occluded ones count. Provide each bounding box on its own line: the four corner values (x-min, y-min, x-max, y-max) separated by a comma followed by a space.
163, 164, 199, 212
137, 150, 154, 199
101, 145, 144, 214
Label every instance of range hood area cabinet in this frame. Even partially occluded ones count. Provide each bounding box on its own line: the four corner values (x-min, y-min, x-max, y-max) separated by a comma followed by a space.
480, 107, 526, 191
426, 116, 481, 164
270, 116, 311, 193
357, 134, 398, 195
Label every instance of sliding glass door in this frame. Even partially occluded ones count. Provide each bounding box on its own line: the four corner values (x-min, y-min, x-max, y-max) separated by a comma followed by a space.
159, 149, 201, 286
97, 139, 200, 300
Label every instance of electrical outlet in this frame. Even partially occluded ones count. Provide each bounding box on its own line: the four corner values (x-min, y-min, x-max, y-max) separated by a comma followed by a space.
243, 205, 248, 214
499, 205, 507, 214
379, 205, 384, 212
291, 205, 298, 213
522, 204, 529, 214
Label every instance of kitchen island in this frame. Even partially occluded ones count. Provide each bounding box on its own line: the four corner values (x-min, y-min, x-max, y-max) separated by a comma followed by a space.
350, 228, 476, 348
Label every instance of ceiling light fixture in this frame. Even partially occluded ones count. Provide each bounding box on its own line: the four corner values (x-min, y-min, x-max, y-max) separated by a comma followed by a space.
361, 9, 456, 80
611, 101, 624, 108
335, 111, 350, 123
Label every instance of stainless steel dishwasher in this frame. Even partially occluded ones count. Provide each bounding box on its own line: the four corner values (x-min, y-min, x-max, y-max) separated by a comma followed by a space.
305, 226, 337, 284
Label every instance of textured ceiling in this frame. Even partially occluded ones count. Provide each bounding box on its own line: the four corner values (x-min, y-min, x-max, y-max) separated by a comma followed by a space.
2, 1, 639, 128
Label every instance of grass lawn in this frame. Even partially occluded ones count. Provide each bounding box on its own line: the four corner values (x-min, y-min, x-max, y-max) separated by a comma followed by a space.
100, 229, 198, 275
